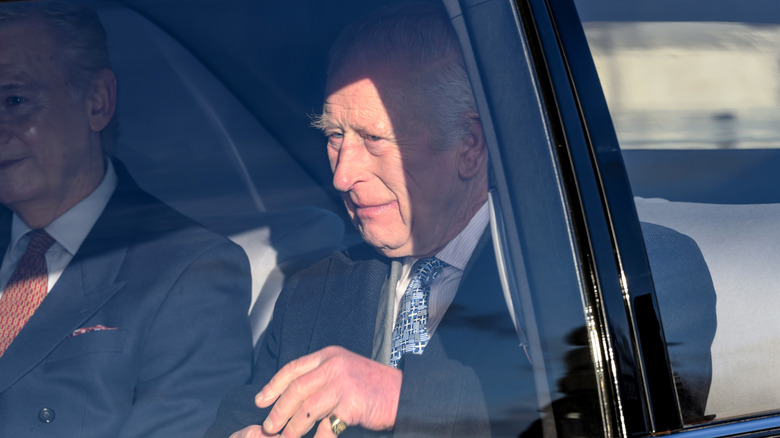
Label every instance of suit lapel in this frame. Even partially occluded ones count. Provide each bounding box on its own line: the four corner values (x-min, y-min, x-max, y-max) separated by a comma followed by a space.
309, 249, 389, 358
460, 230, 493, 288
371, 259, 403, 364
0, 256, 126, 393
428, 231, 519, 358
0, 165, 144, 393
0, 208, 11, 258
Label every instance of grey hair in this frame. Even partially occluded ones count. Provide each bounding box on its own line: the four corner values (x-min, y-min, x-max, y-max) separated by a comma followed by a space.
324, 2, 476, 149
0, 0, 117, 154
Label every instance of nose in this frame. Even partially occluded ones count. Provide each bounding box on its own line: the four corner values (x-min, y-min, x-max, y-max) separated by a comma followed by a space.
331, 136, 367, 192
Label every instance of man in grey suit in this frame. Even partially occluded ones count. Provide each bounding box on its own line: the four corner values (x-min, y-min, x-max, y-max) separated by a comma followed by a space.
0, 2, 252, 436
207, 4, 535, 437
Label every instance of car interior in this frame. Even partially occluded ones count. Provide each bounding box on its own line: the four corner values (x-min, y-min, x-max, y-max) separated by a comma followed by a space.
99, 0, 780, 426
628, 151, 780, 418
99, 3, 351, 345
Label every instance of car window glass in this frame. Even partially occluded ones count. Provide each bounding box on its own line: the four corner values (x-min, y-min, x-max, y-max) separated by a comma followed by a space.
576, 0, 780, 423
14, 0, 603, 436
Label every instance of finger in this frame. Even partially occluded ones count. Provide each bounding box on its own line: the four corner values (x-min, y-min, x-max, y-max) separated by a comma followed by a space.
314, 416, 338, 438
257, 352, 325, 408
229, 425, 276, 438
262, 362, 333, 434
278, 385, 340, 438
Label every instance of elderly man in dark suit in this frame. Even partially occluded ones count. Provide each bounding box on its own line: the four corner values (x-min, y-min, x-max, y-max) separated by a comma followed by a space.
207, 4, 535, 438
0, 2, 252, 437
207, 3, 716, 438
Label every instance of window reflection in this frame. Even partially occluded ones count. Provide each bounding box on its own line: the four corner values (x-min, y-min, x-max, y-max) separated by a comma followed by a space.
585, 22, 780, 149
580, 6, 780, 424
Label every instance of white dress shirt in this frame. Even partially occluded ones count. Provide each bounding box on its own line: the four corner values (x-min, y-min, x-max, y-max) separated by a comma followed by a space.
0, 161, 118, 297
393, 202, 489, 335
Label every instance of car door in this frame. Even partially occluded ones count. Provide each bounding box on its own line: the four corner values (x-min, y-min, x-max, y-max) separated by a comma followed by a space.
451, 0, 780, 436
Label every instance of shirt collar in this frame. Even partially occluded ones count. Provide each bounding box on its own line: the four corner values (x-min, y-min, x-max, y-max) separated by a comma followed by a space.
403, 201, 489, 271
10, 160, 118, 256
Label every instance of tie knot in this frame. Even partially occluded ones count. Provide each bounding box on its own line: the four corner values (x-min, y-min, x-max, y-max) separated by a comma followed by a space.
411, 257, 446, 285
26, 230, 56, 256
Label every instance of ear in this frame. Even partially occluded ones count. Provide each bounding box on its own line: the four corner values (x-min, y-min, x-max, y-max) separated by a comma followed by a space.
86, 68, 117, 133
457, 111, 487, 180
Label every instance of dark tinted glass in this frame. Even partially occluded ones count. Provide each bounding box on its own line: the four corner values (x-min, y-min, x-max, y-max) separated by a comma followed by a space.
0, 0, 607, 436
577, 0, 780, 423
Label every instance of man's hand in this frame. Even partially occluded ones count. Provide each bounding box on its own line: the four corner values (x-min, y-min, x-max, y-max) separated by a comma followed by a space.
228, 425, 274, 438
253, 346, 402, 437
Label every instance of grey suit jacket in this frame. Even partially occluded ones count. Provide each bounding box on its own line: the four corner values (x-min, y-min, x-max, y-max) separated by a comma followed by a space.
0, 161, 253, 438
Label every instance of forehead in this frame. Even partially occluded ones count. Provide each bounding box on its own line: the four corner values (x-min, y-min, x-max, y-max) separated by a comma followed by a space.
0, 20, 61, 79
323, 78, 391, 123
323, 60, 427, 133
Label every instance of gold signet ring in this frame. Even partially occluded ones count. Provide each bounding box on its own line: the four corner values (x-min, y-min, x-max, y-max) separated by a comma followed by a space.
329, 414, 347, 435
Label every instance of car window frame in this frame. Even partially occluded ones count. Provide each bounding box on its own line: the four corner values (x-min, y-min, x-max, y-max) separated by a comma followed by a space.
447, 0, 626, 436
537, 0, 684, 433
541, 0, 780, 436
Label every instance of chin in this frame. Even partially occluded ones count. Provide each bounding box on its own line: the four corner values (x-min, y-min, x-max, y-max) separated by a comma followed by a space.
374, 247, 409, 259
361, 233, 407, 257
0, 188, 35, 208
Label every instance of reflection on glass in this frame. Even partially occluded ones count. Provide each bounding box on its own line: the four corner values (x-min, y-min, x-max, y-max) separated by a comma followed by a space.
581, 11, 780, 425
585, 22, 780, 149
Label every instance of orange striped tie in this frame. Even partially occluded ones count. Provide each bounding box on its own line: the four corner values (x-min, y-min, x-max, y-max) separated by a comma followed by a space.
0, 230, 56, 356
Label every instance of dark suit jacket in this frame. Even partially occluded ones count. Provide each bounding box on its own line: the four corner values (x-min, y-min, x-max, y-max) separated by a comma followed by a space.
0, 162, 253, 438
206, 234, 537, 437
207, 219, 717, 437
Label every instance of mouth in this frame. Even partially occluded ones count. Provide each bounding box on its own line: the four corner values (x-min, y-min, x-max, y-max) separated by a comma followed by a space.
350, 200, 398, 220
0, 158, 26, 170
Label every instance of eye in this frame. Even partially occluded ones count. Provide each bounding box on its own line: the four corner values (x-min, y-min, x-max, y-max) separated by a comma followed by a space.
325, 131, 344, 148
361, 132, 382, 142
5, 95, 26, 106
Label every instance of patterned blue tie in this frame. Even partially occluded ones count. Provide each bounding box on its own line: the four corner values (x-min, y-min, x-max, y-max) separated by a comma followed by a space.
390, 257, 446, 368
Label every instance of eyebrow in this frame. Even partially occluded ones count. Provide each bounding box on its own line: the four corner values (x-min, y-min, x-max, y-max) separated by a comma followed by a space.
0, 76, 38, 93
310, 112, 336, 131
313, 102, 351, 131
0, 83, 22, 92
314, 102, 394, 139
0, 68, 35, 87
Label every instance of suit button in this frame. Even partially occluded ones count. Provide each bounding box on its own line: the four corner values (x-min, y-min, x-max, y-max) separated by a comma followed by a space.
38, 408, 55, 423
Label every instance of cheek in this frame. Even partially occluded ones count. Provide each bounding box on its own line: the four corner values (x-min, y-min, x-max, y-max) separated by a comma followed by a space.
22, 124, 40, 140
15, 111, 56, 147
404, 172, 453, 226
2, 112, 36, 138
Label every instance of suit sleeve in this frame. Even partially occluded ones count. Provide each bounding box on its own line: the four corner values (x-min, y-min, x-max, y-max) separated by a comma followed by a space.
202, 261, 298, 438
117, 240, 254, 438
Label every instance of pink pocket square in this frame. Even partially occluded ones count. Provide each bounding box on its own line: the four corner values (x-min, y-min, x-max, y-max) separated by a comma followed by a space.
70, 325, 118, 338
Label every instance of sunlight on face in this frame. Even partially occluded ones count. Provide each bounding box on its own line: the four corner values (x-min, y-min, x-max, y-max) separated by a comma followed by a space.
320, 62, 476, 258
